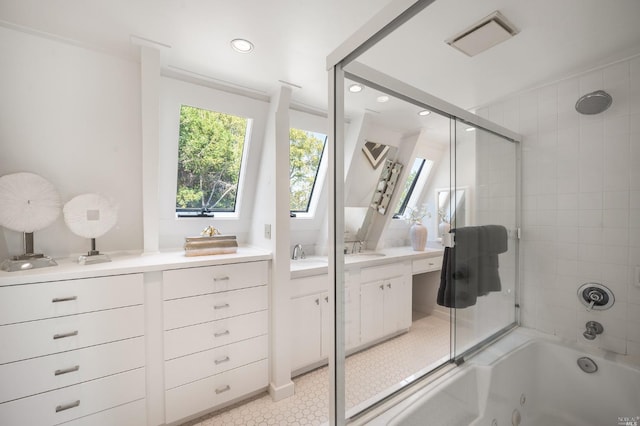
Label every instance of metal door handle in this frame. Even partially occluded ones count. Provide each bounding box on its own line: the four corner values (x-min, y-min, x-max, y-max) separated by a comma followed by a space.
55, 400, 80, 412
54, 365, 80, 376
214, 356, 230, 365
53, 331, 78, 340
52, 296, 77, 303
215, 385, 231, 394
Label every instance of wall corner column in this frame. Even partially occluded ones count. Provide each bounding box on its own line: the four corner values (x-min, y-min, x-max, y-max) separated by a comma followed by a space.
268, 85, 295, 401
139, 45, 161, 254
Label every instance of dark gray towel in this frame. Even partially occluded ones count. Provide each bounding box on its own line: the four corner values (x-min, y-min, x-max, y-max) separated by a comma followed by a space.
437, 225, 508, 308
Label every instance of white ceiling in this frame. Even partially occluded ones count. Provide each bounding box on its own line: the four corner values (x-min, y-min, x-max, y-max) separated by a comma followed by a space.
358, 0, 640, 110
2, 0, 640, 129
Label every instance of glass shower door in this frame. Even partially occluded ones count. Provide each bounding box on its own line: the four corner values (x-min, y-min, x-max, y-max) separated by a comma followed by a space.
448, 119, 519, 357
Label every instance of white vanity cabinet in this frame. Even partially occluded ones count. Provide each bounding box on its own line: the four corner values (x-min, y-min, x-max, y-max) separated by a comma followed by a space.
290, 271, 359, 374
162, 260, 269, 424
359, 262, 412, 345
291, 290, 328, 371
290, 274, 330, 372
0, 274, 146, 426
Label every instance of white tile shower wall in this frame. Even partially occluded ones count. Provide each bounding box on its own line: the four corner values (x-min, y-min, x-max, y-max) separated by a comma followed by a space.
477, 55, 640, 355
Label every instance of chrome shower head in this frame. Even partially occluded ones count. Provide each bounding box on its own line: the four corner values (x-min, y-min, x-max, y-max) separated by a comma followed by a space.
575, 90, 612, 115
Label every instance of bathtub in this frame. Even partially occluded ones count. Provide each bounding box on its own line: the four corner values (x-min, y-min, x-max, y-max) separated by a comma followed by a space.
371, 328, 640, 426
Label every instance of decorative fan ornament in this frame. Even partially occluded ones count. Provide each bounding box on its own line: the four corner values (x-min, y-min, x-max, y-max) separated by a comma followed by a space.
0, 172, 61, 272
63, 194, 117, 238
0, 172, 61, 233
63, 193, 118, 264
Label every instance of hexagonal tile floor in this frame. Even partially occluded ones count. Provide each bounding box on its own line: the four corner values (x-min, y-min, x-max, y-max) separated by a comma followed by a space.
181, 314, 450, 426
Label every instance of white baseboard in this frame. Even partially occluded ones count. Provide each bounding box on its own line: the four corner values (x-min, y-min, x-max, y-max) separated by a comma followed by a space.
269, 380, 295, 401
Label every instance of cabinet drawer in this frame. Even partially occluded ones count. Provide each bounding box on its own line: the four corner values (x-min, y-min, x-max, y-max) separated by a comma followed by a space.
360, 262, 404, 283
165, 359, 267, 424
164, 310, 268, 360
0, 337, 144, 403
0, 274, 143, 326
0, 368, 145, 426
412, 256, 444, 274
0, 306, 144, 364
57, 399, 146, 426
165, 334, 268, 389
163, 261, 268, 300
164, 285, 268, 330
291, 274, 329, 298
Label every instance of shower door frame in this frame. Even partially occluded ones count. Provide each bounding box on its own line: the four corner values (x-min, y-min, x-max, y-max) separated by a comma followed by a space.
327, 2, 522, 425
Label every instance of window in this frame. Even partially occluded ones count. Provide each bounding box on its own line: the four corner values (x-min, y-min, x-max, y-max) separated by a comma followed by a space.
176, 105, 249, 216
393, 157, 434, 218
289, 128, 327, 213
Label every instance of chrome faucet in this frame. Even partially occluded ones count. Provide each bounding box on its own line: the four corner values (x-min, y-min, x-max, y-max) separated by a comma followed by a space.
583, 321, 603, 340
291, 244, 305, 260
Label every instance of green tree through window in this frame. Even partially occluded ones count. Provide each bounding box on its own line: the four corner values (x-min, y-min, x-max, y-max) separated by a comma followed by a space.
290, 128, 327, 212
176, 105, 248, 214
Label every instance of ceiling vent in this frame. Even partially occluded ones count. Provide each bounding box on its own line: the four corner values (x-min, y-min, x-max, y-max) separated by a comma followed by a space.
446, 11, 518, 57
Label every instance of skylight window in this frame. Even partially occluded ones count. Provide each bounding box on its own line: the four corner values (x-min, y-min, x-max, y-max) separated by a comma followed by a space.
176, 105, 249, 216
290, 128, 327, 214
394, 157, 434, 218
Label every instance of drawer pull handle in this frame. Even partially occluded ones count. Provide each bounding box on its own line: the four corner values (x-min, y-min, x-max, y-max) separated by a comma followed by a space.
53, 331, 78, 340
214, 356, 230, 365
215, 385, 231, 394
52, 296, 77, 303
54, 365, 80, 376
379, 285, 384, 290
315, 298, 320, 305
214, 276, 230, 282
56, 400, 80, 413
387, 283, 392, 289
214, 330, 230, 338
324, 296, 329, 303
214, 303, 230, 310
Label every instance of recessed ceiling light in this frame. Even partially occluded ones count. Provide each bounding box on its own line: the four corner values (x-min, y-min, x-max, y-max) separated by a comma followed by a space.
466, 127, 476, 132
418, 110, 431, 116
230, 38, 254, 53
377, 95, 389, 103
348, 84, 364, 93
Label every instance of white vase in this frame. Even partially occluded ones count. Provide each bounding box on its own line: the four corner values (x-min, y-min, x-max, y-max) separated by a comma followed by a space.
438, 220, 451, 237
410, 222, 427, 251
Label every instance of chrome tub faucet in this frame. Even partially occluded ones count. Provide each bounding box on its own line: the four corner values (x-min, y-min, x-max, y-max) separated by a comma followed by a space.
583, 321, 603, 340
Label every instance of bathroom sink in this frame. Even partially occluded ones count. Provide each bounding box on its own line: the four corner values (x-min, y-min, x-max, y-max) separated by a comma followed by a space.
346, 251, 386, 258
290, 257, 328, 270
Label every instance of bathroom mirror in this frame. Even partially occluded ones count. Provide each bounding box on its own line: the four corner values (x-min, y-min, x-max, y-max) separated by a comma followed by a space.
436, 187, 467, 229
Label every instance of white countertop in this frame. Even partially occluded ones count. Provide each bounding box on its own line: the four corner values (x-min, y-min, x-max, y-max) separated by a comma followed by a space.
1, 243, 445, 285
0, 246, 272, 286
290, 244, 444, 279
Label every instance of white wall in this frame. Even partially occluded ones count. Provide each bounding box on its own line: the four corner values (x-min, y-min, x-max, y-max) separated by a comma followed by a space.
0, 24, 336, 260
0, 26, 142, 258
477, 55, 640, 355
